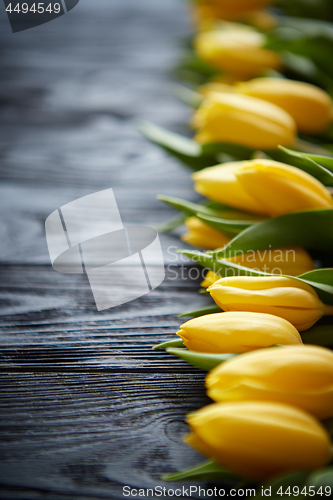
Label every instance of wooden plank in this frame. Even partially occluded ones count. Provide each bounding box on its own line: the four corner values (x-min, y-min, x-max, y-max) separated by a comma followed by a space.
0, 265, 210, 327
0, 0, 223, 498
0, 372, 210, 499
0, 265, 211, 372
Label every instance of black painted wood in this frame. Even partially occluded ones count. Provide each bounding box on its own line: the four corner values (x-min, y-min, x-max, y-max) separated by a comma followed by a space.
0, 1, 216, 498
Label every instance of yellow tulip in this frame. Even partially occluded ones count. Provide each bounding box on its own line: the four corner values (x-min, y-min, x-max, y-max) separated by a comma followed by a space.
198, 81, 235, 95
206, 345, 333, 419
176, 311, 302, 353
200, 248, 315, 285
192, 161, 265, 214
244, 9, 277, 31
192, 93, 296, 150
181, 217, 230, 250
237, 159, 333, 217
226, 247, 315, 276
193, 159, 333, 216
194, 27, 281, 79
192, 0, 272, 24
182, 217, 315, 272
207, 276, 333, 331
185, 401, 332, 480
236, 78, 333, 134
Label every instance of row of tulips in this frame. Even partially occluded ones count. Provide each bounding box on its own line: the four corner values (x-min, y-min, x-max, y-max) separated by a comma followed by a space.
141, 0, 333, 492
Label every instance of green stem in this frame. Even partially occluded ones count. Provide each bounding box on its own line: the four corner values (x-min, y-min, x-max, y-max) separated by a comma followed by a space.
295, 139, 333, 156
324, 304, 333, 316
166, 348, 235, 371
152, 339, 184, 350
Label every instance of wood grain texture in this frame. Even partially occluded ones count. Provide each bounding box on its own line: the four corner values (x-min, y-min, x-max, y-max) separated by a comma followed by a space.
0, 1, 220, 498
0, 265, 212, 373
0, 372, 211, 499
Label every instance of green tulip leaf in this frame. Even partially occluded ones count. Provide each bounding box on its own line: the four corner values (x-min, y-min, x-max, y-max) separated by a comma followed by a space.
137, 120, 328, 172
206, 200, 237, 211
276, 17, 333, 43
259, 471, 310, 498
306, 467, 333, 488
284, 51, 319, 82
197, 213, 263, 235
166, 348, 235, 371
209, 209, 333, 257
266, 17, 333, 87
323, 418, 333, 439
136, 120, 217, 170
137, 120, 273, 169
154, 213, 187, 233
162, 459, 240, 483
157, 195, 228, 219
276, 2, 333, 23
176, 53, 219, 81
172, 84, 204, 108
179, 250, 333, 305
201, 142, 254, 161
301, 324, 333, 347
158, 195, 264, 235
272, 31, 333, 85
297, 268, 333, 304
303, 153, 333, 172
152, 339, 184, 350
278, 146, 333, 186
178, 304, 222, 318
179, 249, 270, 278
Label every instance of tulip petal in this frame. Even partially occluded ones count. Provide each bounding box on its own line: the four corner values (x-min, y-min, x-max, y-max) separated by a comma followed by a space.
236, 161, 333, 217
193, 162, 268, 215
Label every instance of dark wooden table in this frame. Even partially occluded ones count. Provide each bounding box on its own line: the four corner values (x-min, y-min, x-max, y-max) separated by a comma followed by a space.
0, 1, 217, 498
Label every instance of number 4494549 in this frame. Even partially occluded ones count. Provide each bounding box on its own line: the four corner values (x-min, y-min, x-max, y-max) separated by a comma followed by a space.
276, 485, 331, 496
6, 3, 61, 14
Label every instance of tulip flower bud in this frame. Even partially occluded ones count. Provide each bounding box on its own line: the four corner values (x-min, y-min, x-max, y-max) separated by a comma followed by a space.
192, 93, 296, 150
236, 159, 333, 217
185, 401, 332, 480
193, 161, 266, 214
200, 248, 315, 285
192, 1, 272, 24
194, 27, 280, 79
236, 78, 333, 134
198, 81, 235, 96
207, 276, 333, 331
192, 159, 333, 216
176, 311, 302, 353
181, 217, 230, 250
206, 345, 333, 419
245, 10, 276, 31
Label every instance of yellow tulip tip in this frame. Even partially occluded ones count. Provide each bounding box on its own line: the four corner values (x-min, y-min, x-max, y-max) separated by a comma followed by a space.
176, 329, 186, 342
